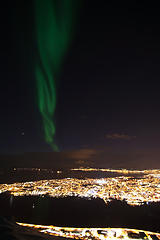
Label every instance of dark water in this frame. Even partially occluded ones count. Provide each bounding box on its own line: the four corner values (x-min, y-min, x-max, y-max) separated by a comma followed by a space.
0, 169, 143, 184
0, 192, 160, 233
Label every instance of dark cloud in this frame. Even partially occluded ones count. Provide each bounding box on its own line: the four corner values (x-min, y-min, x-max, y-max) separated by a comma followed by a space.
74, 159, 94, 166
106, 134, 136, 140
67, 149, 97, 159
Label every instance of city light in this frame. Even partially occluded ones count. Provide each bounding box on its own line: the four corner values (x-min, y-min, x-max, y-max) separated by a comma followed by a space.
17, 222, 160, 239
1, 168, 160, 206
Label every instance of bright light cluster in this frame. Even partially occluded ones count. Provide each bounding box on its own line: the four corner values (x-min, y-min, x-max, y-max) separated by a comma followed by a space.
17, 222, 160, 239
71, 167, 160, 175
1, 172, 160, 206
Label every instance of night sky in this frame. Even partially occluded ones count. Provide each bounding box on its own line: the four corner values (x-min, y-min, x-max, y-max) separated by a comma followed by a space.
1, 0, 160, 169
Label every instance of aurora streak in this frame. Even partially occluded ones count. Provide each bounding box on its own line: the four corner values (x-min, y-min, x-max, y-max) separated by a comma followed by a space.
34, 0, 79, 151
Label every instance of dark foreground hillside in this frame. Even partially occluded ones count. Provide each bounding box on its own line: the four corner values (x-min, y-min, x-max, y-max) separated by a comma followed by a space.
0, 193, 160, 233
0, 215, 65, 240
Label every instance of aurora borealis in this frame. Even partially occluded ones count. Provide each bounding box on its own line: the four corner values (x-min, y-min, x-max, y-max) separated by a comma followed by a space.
34, 0, 79, 151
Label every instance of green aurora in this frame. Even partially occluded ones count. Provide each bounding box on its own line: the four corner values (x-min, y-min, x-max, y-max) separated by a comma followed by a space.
34, 0, 79, 151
